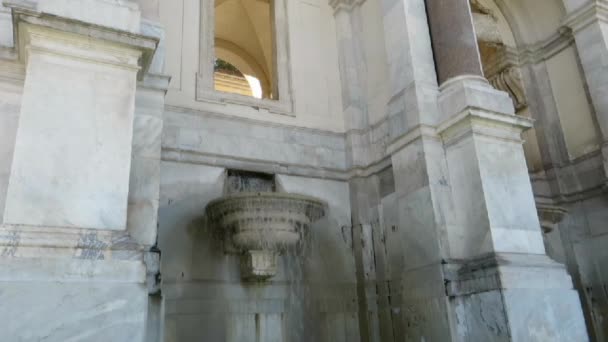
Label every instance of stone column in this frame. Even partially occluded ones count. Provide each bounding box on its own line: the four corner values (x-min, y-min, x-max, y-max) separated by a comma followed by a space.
564, 0, 608, 185
425, 0, 483, 84
380, 0, 589, 340
0, 3, 164, 341
430, 0, 588, 339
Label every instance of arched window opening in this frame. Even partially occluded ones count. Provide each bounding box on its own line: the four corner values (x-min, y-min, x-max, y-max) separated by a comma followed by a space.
214, 0, 275, 100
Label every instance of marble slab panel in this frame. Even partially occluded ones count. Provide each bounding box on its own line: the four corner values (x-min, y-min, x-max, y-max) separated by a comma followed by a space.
3, 30, 139, 230
0, 281, 147, 342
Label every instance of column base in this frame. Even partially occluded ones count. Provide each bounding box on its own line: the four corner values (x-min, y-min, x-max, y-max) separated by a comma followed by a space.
446, 253, 589, 342
392, 253, 589, 341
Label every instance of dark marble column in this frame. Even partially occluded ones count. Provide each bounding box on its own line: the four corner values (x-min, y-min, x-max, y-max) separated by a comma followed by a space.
425, 0, 483, 84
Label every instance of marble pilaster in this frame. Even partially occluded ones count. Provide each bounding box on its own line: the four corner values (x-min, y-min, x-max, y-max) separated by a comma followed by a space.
329, 1, 374, 339
0, 4, 162, 341
564, 0, 608, 184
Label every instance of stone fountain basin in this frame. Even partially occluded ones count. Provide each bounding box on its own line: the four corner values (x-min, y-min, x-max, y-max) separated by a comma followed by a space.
206, 192, 327, 251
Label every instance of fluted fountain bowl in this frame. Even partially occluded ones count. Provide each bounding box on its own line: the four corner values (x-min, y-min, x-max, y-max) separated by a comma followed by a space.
205, 192, 327, 280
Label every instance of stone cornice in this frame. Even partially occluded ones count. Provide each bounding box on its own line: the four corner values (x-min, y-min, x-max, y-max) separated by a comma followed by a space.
386, 125, 439, 155
530, 149, 608, 204
7, 4, 158, 80
437, 108, 533, 148
0, 224, 144, 259
517, 28, 575, 65
563, 0, 608, 33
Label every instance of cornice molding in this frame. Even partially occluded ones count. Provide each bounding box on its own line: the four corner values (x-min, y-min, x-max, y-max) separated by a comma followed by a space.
563, 0, 608, 33
517, 28, 575, 65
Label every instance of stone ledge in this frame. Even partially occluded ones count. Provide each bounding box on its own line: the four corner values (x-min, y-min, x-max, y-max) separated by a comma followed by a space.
563, 0, 608, 32
443, 253, 575, 297
437, 108, 533, 148
438, 75, 515, 121
0, 224, 144, 259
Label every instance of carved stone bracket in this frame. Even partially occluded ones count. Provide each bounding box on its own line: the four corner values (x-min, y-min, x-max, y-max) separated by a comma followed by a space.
206, 192, 326, 281
488, 66, 528, 112
537, 204, 568, 234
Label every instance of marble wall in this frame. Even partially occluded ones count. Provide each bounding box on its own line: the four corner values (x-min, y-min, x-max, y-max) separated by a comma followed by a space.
158, 162, 359, 341
0, 0, 606, 340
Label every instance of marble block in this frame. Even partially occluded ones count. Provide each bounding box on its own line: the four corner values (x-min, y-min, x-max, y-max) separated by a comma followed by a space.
0, 281, 148, 342
3, 9, 156, 230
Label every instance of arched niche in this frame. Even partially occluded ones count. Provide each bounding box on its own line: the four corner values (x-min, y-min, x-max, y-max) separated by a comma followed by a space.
472, 0, 601, 172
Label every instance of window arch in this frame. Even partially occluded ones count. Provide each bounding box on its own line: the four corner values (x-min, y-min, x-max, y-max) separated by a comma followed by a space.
197, 0, 293, 114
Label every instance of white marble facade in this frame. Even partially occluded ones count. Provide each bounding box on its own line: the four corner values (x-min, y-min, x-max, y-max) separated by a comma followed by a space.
0, 0, 607, 341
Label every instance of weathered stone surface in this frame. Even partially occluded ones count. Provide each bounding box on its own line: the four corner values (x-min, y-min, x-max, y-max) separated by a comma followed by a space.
0, 0, 606, 340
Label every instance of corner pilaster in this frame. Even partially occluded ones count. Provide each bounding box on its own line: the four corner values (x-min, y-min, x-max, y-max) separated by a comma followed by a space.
563, 0, 608, 185
0, 4, 165, 341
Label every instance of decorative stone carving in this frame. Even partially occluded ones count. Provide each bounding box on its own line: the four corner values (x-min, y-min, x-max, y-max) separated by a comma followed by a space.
206, 192, 326, 281
472, 12, 502, 44
471, 0, 502, 44
488, 66, 528, 112
537, 204, 568, 234
328, 0, 365, 13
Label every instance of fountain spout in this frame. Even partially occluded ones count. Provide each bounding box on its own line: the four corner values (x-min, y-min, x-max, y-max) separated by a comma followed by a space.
206, 192, 327, 281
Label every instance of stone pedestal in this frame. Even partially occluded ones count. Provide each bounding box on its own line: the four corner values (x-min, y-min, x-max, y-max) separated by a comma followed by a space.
387, 76, 589, 342
437, 77, 588, 341
0, 5, 160, 341
437, 76, 544, 257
